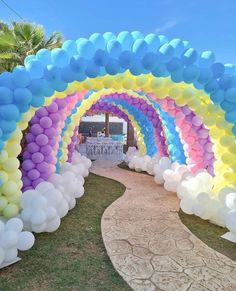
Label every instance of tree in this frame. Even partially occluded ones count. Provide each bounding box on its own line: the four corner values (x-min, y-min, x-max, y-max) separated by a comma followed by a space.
0, 21, 63, 72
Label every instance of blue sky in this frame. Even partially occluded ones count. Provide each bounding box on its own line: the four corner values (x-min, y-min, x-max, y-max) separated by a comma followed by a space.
0, 0, 235, 63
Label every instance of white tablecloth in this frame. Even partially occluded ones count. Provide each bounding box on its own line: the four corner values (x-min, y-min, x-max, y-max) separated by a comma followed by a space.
86, 137, 123, 160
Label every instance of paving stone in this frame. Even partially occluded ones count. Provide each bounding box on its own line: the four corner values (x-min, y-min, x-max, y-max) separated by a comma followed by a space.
171, 251, 206, 268
151, 271, 193, 291
128, 279, 156, 291
106, 239, 132, 255
149, 237, 176, 255
151, 255, 183, 272
176, 238, 194, 251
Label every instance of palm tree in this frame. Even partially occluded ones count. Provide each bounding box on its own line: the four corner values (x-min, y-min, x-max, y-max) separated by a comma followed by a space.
0, 21, 63, 72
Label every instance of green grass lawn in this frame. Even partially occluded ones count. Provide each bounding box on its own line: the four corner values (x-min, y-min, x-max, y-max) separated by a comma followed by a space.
118, 162, 236, 262
0, 173, 131, 291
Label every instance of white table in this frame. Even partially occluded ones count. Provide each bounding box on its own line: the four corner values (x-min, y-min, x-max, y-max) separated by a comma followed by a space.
86, 137, 123, 160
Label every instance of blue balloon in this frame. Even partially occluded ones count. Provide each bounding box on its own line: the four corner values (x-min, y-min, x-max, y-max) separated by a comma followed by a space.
30, 95, 45, 108
61, 65, 77, 82
0, 140, 3, 152
133, 39, 148, 58
224, 64, 236, 75
145, 34, 160, 52
75, 73, 86, 82
0, 87, 13, 105
89, 33, 105, 50
142, 52, 158, 70
193, 80, 204, 89
0, 72, 15, 89
225, 87, 236, 102
232, 125, 236, 135
182, 48, 198, 66
62, 40, 77, 56
210, 90, 224, 104
36, 49, 52, 66
152, 63, 169, 77
103, 32, 116, 43
107, 40, 122, 58
28, 79, 45, 95
183, 65, 199, 83
118, 51, 135, 69
70, 56, 87, 73
158, 35, 168, 46
166, 58, 182, 72
219, 75, 233, 90
117, 31, 133, 50
14, 88, 32, 105
44, 65, 61, 82
197, 67, 213, 84
24, 55, 36, 65
211, 62, 225, 78
43, 80, 54, 97
171, 68, 184, 82
51, 48, 70, 68
198, 51, 215, 68
169, 39, 184, 57
220, 100, 236, 111
12, 66, 30, 87
130, 59, 144, 75
105, 58, 120, 75
0, 104, 20, 121
51, 80, 68, 92
85, 61, 100, 78
225, 110, 236, 123
159, 43, 174, 62
17, 103, 30, 113
76, 39, 95, 59
131, 31, 143, 40
93, 49, 109, 66
204, 80, 219, 94
0, 120, 16, 134
25, 59, 44, 79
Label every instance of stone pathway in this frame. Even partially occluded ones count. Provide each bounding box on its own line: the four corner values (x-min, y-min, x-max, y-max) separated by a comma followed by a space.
91, 160, 236, 291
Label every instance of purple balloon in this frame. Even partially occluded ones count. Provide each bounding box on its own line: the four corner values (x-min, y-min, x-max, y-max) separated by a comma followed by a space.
40, 116, 53, 129
22, 159, 35, 171
36, 161, 49, 172
44, 127, 56, 138
36, 107, 48, 118
31, 115, 40, 124
50, 113, 61, 123
23, 151, 31, 159
27, 169, 40, 180
31, 124, 44, 135
32, 152, 44, 164
56, 99, 67, 109
48, 137, 57, 147
47, 102, 58, 113
26, 133, 35, 143
36, 134, 49, 146
32, 178, 44, 188
40, 144, 52, 155
44, 155, 53, 163
40, 172, 49, 180
22, 176, 31, 187
28, 142, 40, 153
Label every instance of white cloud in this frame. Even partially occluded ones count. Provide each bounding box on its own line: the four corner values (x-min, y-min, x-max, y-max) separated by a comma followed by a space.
155, 19, 178, 33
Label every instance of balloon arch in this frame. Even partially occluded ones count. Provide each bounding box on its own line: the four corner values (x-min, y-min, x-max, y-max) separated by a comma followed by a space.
0, 31, 236, 241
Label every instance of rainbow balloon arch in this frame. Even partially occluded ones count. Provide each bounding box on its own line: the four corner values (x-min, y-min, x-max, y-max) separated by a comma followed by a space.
0, 31, 236, 266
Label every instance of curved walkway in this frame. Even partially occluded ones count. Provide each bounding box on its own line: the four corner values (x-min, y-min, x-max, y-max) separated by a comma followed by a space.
91, 160, 236, 291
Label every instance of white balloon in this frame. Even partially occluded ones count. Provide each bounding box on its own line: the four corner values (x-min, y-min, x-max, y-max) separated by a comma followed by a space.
5, 218, 23, 233
45, 216, 60, 232
31, 195, 48, 210
56, 202, 69, 218
17, 231, 35, 251
45, 207, 57, 221
0, 246, 5, 265
31, 210, 47, 226
225, 193, 236, 210
20, 190, 38, 208
0, 221, 5, 235
225, 211, 236, 234
0, 231, 18, 248
32, 223, 46, 233
21, 208, 32, 222
35, 181, 54, 194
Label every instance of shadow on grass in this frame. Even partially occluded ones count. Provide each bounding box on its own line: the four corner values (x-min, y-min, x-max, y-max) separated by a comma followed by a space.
0, 173, 131, 291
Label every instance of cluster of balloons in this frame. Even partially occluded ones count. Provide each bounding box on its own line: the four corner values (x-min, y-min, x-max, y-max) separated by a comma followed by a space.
0, 218, 34, 267
67, 126, 78, 163
21, 152, 91, 233
156, 97, 215, 174
125, 147, 236, 242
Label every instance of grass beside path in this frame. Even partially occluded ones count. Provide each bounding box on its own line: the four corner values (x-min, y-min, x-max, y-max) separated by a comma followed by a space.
179, 210, 236, 261
0, 173, 131, 291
